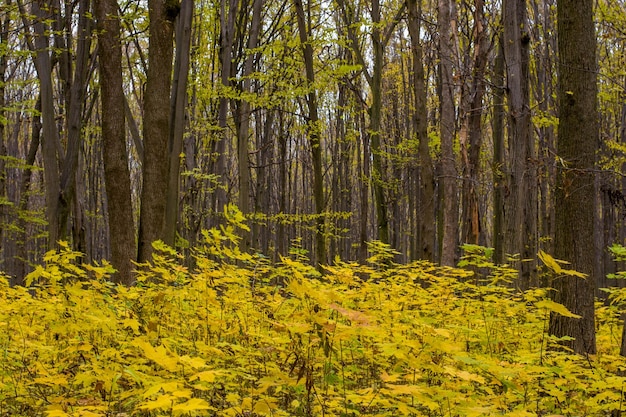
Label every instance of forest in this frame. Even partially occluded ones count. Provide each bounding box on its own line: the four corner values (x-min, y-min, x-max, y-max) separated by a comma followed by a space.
1, 0, 626, 415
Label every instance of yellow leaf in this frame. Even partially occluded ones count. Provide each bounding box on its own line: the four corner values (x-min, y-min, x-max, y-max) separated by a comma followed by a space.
139, 394, 175, 410
254, 397, 278, 414
122, 318, 141, 335
538, 250, 587, 278
172, 389, 192, 398
172, 398, 211, 414
76, 409, 107, 417
46, 409, 70, 417
143, 381, 180, 399
329, 303, 373, 326
179, 355, 206, 370
241, 397, 253, 411
535, 299, 581, 318
538, 250, 562, 274
132, 338, 178, 371
189, 370, 221, 383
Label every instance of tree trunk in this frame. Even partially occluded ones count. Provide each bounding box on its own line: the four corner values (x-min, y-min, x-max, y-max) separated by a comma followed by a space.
25, 0, 61, 249
438, 0, 458, 266
233, 0, 263, 254
13, 97, 41, 284
0, 0, 8, 275
95, 0, 137, 284
214, 0, 238, 221
460, 0, 488, 247
492, 35, 506, 265
549, 0, 598, 355
164, 0, 193, 247
503, 0, 537, 288
58, 0, 92, 243
369, 0, 390, 245
137, 0, 177, 263
407, 0, 435, 262
294, 0, 326, 266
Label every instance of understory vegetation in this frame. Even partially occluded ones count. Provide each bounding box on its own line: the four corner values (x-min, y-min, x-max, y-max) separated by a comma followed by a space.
2, 217, 626, 417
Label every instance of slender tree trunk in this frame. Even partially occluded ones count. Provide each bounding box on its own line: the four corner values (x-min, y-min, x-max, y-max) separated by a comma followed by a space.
24, 0, 61, 249
294, 0, 326, 266
337, 0, 404, 248
234, 0, 263, 253
95, 0, 137, 284
13, 97, 41, 284
214, 0, 238, 219
439, 0, 458, 266
549, 0, 597, 355
492, 35, 506, 265
359, 109, 370, 263
503, 0, 537, 288
254, 109, 274, 255
460, 0, 488, 247
532, 0, 556, 261
58, 0, 92, 242
164, 0, 193, 247
369, 0, 388, 245
137, 0, 177, 263
407, 0, 435, 262
0, 0, 8, 273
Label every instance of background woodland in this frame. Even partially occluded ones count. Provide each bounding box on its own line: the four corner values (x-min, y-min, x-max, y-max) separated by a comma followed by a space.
0, 0, 623, 295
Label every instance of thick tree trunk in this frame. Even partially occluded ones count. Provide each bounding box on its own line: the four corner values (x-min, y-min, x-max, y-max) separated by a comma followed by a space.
137, 0, 177, 263
549, 0, 597, 355
438, 0, 458, 266
95, 0, 137, 284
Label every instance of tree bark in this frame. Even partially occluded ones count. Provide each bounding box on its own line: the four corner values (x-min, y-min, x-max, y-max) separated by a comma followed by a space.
164, 0, 193, 247
407, 0, 435, 262
369, 0, 388, 245
95, 0, 137, 284
24, 0, 61, 249
503, 0, 537, 288
233, 0, 263, 254
137, 0, 177, 263
294, 0, 326, 266
492, 35, 506, 265
214, 0, 238, 220
58, 0, 92, 243
460, 0, 488, 247
0, 0, 8, 275
438, 0, 458, 266
549, 0, 598, 355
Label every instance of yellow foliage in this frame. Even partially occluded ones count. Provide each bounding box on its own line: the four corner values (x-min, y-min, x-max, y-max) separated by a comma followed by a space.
1, 240, 625, 416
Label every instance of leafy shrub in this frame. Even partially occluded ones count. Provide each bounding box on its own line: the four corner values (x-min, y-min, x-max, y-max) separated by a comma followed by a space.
1, 238, 626, 416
